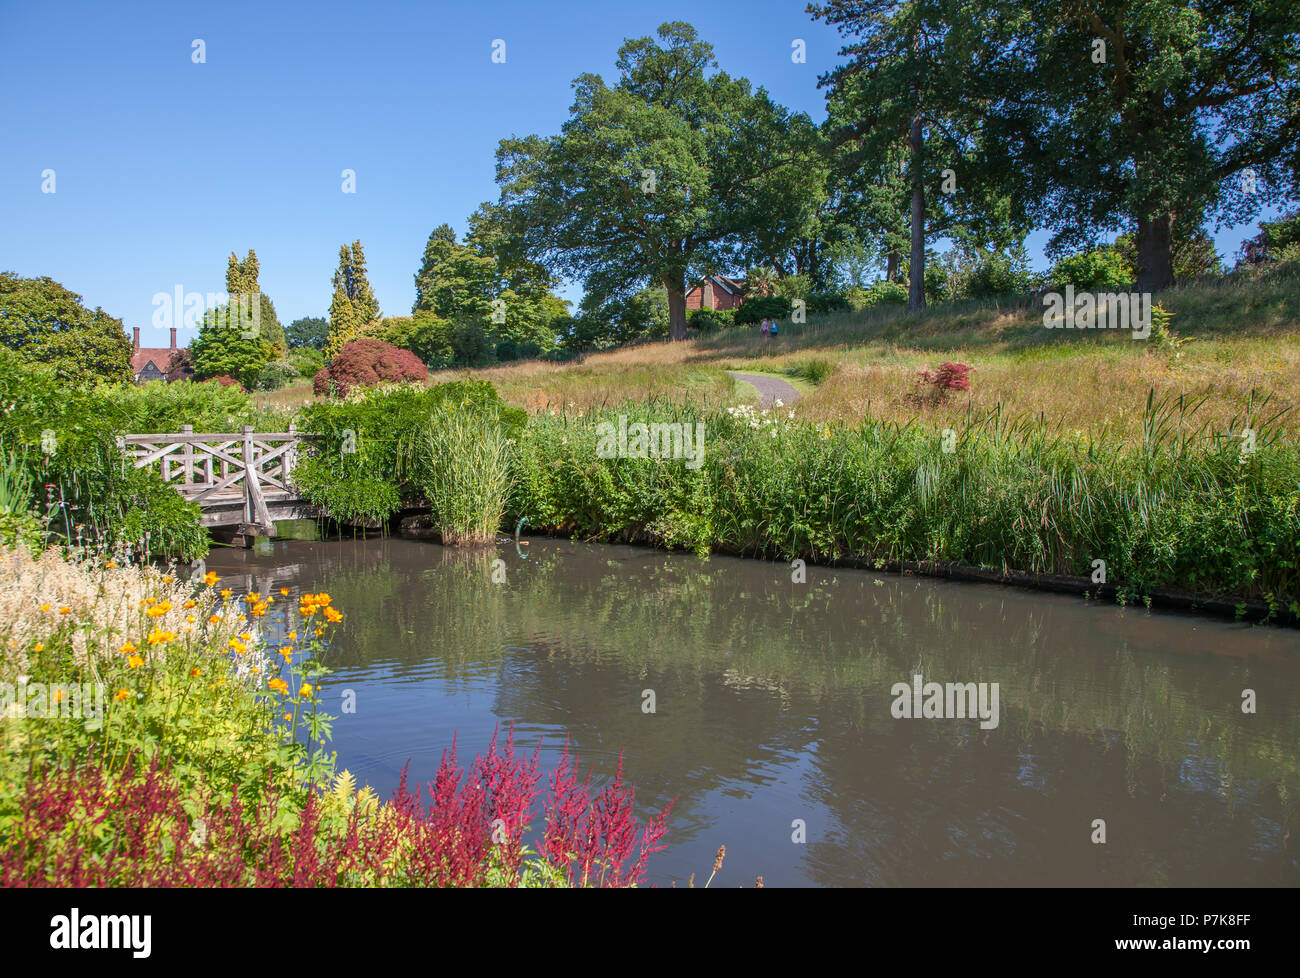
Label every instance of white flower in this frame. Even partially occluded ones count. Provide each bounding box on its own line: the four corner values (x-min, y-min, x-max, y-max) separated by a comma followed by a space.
774, 399, 784, 408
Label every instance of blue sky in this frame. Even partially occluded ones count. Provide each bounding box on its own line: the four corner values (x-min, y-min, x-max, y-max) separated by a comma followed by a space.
0, 0, 1286, 346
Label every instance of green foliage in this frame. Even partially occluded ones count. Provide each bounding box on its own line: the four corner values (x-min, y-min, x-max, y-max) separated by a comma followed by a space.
512, 394, 1300, 603
735, 295, 793, 324
1049, 246, 1133, 292
224, 250, 286, 352
412, 226, 497, 321
857, 281, 909, 307
564, 288, 670, 352
284, 347, 325, 380
397, 409, 514, 545
688, 308, 735, 331
189, 306, 276, 389
496, 21, 827, 339
325, 242, 381, 359
256, 359, 301, 391
99, 378, 269, 432
293, 381, 524, 526
0, 349, 207, 558
0, 272, 134, 386
286, 316, 328, 350
0, 452, 43, 554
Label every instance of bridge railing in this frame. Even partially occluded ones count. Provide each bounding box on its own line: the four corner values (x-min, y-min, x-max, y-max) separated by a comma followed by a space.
116, 424, 320, 532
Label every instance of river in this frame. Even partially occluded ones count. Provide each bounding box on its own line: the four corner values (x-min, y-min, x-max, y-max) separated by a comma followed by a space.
205, 533, 1300, 887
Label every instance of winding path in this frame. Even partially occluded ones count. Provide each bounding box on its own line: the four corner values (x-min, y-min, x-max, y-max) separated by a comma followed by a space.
726, 371, 802, 408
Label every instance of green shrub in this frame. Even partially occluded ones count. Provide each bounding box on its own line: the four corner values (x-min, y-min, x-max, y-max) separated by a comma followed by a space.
1049, 246, 1133, 291
735, 296, 794, 325
688, 308, 735, 331
398, 409, 514, 545
293, 381, 524, 526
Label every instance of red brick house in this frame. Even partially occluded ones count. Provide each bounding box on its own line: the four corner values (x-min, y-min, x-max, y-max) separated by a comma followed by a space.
130, 327, 193, 384
685, 275, 747, 311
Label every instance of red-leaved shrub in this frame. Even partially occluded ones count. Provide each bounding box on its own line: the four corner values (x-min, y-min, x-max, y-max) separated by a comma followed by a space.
1, 729, 672, 888
211, 374, 243, 390
908, 361, 972, 407
313, 338, 427, 398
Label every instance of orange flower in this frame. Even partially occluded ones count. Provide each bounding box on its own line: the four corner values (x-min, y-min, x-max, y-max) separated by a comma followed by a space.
39, 603, 51, 612
146, 627, 176, 646
190, 667, 201, 677
280, 588, 289, 596
268, 677, 289, 694
32, 642, 44, 653
120, 641, 138, 655
220, 589, 232, 599
186, 615, 196, 623
128, 654, 144, 669
313, 628, 324, 637
114, 688, 130, 702
298, 683, 313, 698
324, 607, 343, 623
106, 560, 117, 568
203, 571, 220, 586
288, 631, 297, 641
283, 712, 293, 722
58, 606, 71, 615
208, 614, 221, 625
183, 600, 197, 609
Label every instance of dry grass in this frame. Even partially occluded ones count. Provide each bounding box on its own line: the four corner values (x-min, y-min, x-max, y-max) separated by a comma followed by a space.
274, 267, 1300, 443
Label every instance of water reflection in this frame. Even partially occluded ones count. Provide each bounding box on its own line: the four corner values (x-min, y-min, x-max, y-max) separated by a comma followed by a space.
205, 535, 1300, 887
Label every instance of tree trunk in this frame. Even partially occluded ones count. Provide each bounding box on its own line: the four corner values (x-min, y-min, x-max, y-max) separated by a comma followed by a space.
666, 282, 689, 341
1135, 213, 1175, 293
908, 115, 926, 312
886, 253, 901, 282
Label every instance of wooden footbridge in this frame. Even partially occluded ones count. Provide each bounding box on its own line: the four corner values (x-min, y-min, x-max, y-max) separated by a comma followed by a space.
117, 425, 321, 545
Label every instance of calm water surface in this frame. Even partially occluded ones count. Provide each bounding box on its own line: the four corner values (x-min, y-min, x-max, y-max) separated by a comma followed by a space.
207, 534, 1300, 887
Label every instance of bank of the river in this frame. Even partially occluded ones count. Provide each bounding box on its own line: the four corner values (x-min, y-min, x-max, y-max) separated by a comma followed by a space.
0, 544, 670, 887
283, 382, 1300, 625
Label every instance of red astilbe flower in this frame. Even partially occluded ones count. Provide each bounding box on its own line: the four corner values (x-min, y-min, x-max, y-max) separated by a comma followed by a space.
3, 729, 670, 888
543, 746, 673, 888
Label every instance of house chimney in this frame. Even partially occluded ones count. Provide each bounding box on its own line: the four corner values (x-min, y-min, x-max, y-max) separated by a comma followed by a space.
170, 327, 177, 350
132, 327, 140, 350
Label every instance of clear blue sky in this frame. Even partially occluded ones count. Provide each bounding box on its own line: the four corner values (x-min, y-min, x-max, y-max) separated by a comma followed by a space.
0, 0, 1285, 347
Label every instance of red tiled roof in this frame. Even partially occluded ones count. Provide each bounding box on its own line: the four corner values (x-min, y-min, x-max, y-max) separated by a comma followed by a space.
132, 349, 176, 374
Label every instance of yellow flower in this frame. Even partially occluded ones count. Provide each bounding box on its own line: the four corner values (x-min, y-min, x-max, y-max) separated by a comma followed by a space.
106, 560, 117, 568
114, 688, 130, 702
298, 683, 313, 698
324, 607, 343, 623
183, 600, 197, 609
240, 632, 252, 642
120, 641, 138, 655
203, 571, 220, 586
186, 615, 196, 623
40, 603, 51, 612
58, 606, 71, 615
128, 654, 144, 669
32, 642, 44, 653
190, 667, 201, 678
208, 614, 221, 625
283, 713, 293, 722
220, 589, 231, 599
268, 677, 289, 694
313, 628, 324, 637
146, 627, 176, 646
280, 588, 289, 596
288, 631, 297, 641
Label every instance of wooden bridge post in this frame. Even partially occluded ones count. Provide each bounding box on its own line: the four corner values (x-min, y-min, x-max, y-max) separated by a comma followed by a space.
234, 424, 277, 547
181, 425, 194, 488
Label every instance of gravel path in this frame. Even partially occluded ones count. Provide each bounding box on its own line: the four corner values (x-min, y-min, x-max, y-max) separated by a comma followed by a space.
726, 371, 802, 408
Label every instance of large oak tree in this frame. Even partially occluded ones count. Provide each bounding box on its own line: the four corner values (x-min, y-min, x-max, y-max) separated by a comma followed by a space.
495, 22, 825, 340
